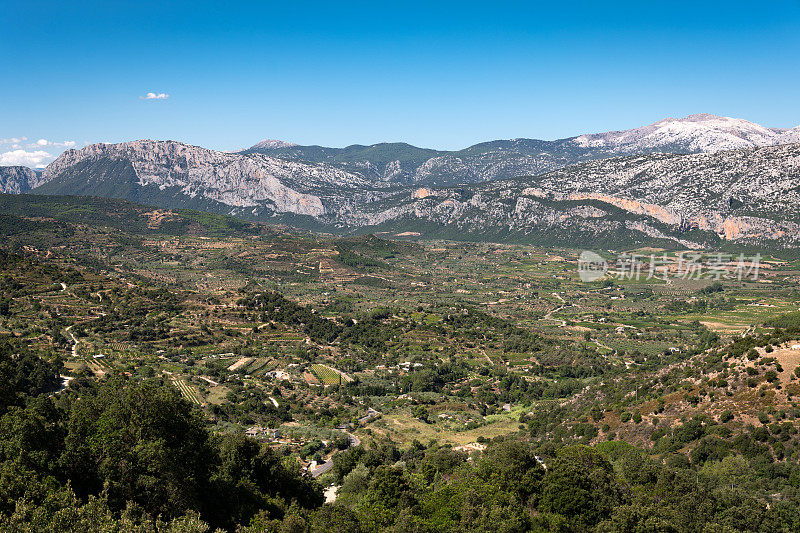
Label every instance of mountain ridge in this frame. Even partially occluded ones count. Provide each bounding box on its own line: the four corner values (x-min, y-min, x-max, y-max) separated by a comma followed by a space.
242, 114, 800, 186
12, 113, 800, 248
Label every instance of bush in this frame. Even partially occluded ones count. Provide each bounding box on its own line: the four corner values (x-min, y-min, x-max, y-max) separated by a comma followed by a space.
720, 410, 734, 423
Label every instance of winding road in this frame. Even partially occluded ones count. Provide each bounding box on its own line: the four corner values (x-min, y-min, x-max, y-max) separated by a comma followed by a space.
65, 325, 79, 357
311, 431, 360, 478
310, 411, 376, 478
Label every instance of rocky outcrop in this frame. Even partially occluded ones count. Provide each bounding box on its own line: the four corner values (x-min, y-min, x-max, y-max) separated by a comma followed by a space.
249, 139, 297, 150
574, 114, 800, 154
340, 143, 800, 247
41, 140, 376, 217
27, 117, 800, 249
0, 166, 42, 193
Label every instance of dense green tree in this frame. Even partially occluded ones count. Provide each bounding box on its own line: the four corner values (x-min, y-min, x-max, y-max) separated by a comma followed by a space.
476, 439, 543, 502
539, 445, 621, 528
59, 377, 216, 518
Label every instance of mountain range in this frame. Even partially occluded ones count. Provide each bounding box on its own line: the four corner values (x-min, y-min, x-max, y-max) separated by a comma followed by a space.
243, 114, 800, 187
3, 114, 800, 248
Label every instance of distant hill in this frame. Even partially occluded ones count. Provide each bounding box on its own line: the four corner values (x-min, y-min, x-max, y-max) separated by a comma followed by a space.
341, 143, 800, 249
0, 193, 264, 239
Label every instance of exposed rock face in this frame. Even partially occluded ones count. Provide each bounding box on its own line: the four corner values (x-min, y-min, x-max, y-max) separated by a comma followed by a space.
337, 143, 800, 247
0, 166, 42, 193
573, 114, 800, 154
249, 139, 298, 150
41, 140, 376, 217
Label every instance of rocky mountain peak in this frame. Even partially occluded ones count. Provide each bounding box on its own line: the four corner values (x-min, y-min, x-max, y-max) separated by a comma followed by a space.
249, 139, 298, 150
573, 113, 800, 153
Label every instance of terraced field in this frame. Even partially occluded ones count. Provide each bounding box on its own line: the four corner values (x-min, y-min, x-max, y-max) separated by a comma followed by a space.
172, 378, 203, 405
311, 364, 352, 386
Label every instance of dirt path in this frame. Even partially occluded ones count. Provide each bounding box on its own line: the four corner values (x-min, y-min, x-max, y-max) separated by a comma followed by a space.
542, 304, 573, 327
65, 325, 79, 357
594, 339, 613, 352
50, 375, 74, 396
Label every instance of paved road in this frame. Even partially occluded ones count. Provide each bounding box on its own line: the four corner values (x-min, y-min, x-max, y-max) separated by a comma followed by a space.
310, 408, 379, 478
311, 428, 364, 478
358, 407, 379, 424
311, 458, 334, 478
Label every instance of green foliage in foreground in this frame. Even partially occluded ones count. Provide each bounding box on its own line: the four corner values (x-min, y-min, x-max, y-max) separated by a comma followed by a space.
0, 358, 322, 531
4, 346, 800, 531
316, 437, 800, 533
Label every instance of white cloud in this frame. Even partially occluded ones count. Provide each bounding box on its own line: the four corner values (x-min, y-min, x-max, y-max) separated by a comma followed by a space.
0, 137, 27, 145
140, 92, 169, 100
30, 139, 77, 148
0, 137, 79, 169
0, 149, 54, 168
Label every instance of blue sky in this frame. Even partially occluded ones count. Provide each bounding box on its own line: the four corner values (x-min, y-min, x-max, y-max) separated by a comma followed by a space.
2, 0, 799, 166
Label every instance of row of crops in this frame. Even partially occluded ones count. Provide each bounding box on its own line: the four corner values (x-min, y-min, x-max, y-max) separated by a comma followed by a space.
172, 378, 203, 405
310, 364, 350, 385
